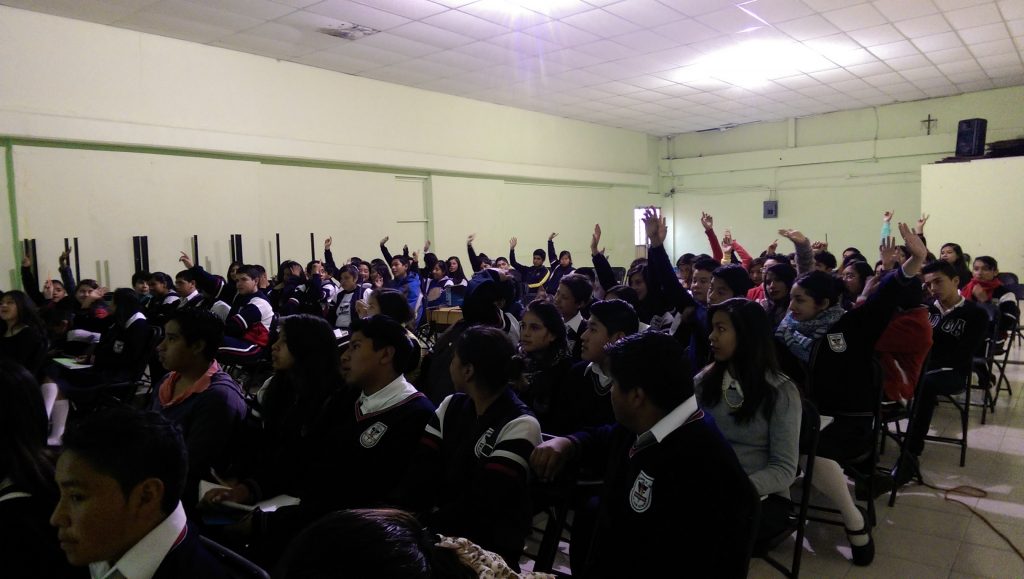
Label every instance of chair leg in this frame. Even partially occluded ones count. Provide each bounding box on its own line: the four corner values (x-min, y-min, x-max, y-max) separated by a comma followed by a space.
960, 389, 969, 468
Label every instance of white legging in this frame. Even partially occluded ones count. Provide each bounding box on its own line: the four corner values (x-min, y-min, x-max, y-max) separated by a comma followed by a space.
801, 455, 867, 537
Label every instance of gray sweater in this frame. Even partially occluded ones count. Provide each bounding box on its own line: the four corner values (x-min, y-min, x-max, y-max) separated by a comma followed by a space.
695, 368, 801, 497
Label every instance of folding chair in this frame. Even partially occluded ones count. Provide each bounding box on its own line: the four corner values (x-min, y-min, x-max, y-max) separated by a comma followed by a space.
756, 399, 820, 578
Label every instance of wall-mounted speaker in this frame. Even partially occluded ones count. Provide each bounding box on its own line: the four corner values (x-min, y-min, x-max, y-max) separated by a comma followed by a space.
956, 118, 987, 157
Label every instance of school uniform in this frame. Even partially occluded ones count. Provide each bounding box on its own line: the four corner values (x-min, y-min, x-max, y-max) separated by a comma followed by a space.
329, 287, 361, 331
389, 272, 423, 324
218, 291, 274, 364
424, 276, 454, 309
565, 311, 587, 362
0, 481, 86, 579
177, 289, 207, 310
400, 389, 542, 568
61, 312, 150, 391
572, 397, 757, 578
556, 361, 616, 435
188, 265, 236, 306
509, 248, 550, 295
145, 291, 181, 327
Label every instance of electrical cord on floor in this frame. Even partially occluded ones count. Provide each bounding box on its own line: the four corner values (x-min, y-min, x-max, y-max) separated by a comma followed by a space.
906, 480, 1024, 560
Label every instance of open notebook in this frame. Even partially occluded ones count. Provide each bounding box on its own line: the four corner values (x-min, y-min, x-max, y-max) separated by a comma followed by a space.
199, 480, 301, 513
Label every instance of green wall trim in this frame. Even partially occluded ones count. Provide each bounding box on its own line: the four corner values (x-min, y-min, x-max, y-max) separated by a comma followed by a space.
2, 136, 645, 188
3, 139, 21, 289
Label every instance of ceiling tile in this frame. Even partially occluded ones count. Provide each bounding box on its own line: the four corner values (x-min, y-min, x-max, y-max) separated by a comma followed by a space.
603, 0, 687, 28
361, 64, 436, 84
574, 38, 640, 59
868, 39, 922, 58
945, 2, 1003, 29
544, 47, 605, 68
327, 40, 409, 64
652, 18, 722, 44
622, 75, 678, 89
588, 80, 646, 94
212, 33, 317, 59
458, 0, 551, 29
656, 0, 741, 18
389, 21, 476, 49
774, 74, 821, 88
774, 14, 841, 40
899, 64, 944, 79
0, 0, 141, 24
846, 60, 893, 75
822, 3, 887, 31
582, 61, 641, 78
893, 13, 952, 37
294, 49, 381, 73
612, 29, 681, 53
552, 68, 608, 86
695, 7, 767, 34
514, 0, 595, 19
306, 0, 411, 30
871, 0, 940, 21
911, 31, 964, 51
936, 59, 982, 74
741, 0, 816, 24
561, 8, 643, 36
352, 0, 448, 18
830, 77, 873, 91
958, 22, 1011, 43
976, 51, 1022, 67
826, 47, 880, 66
969, 37, 1017, 56
1010, 19, 1024, 35
420, 9, 509, 38
846, 23, 907, 46
487, 31, 561, 55
450, 40, 517, 62
422, 49, 491, 70
202, 0, 295, 20
926, 45, 973, 63
810, 67, 856, 82
520, 20, 601, 46
885, 53, 932, 69
357, 31, 442, 56
999, 0, 1024, 19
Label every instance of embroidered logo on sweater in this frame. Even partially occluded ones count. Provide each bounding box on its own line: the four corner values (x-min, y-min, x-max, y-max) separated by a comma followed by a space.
359, 422, 388, 448
630, 471, 654, 513
940, 317, 966, 338
474, 427, 496, 458
826, 333, 847, 353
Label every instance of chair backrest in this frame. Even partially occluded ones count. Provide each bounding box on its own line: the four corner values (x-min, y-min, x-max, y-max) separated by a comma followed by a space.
997, 272, 1019, 287
610, 266, 627, 285
199, 535, 270, 579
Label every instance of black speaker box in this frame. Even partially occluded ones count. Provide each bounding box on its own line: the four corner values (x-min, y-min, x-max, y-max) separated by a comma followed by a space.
956, 118, 987, 157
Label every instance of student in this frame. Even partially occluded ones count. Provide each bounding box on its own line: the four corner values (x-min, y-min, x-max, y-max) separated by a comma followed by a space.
774, 225, 928, 565
758, 262, 797, 329
267, 260, 305, 313
201, 315, 341, 525
696, 298, 801, 542
903, 260, 990, 462
152, 308, 248, 509
554, 273, 592, 360
0, 361, 83, 579
217, 265, 274, 364
20, 253, 68, 311
143, 272, 179, 331
544, 232, 576, 294
508, 237, 551, 299
813, 251, 838, 274
530, 332, 757, 578
50, 406, 229, 578
560, 299, 639, 435
466, 233, 490, 273
748, 256, 766, 288
284, 260, 334, 317
939, 242, 972, 289
178, 253, 237, 308
389, 255, 423, 325
961, 255, 1007, 303
676, 253, 697, 288
58, 289, 150, 393
248, 316, 434, 561
174, 270, 206, 310
328, 264, 361, 332
709, 264, 754, 307
131, 271, 152, 306
0, 290, 49, 378
399, 326, 541, 569
517, 300, 573, 432
63, 279, 112, 356
840, 261, 875, 310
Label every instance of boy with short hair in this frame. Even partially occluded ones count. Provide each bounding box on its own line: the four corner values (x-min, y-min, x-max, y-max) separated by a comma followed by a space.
217, 265, 274, 364
554, 273, 592, 361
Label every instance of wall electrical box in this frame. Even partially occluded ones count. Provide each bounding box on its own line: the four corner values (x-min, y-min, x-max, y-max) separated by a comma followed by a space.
763, 200, 778, 219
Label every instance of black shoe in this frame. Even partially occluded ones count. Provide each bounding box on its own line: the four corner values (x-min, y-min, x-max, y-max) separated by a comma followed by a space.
854, 473, 894, 501
846, 525, 875, 566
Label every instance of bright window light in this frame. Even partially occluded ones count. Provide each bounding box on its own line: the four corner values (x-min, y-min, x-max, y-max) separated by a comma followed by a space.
679, 39, 838, 89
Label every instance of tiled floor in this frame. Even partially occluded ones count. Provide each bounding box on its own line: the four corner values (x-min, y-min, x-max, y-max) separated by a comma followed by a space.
524, 343, 1024, 578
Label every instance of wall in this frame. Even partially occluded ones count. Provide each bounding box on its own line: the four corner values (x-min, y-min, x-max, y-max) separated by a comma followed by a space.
661, 86, 1024, 259
0, 6, 657, 287
922, 157, 1024, 277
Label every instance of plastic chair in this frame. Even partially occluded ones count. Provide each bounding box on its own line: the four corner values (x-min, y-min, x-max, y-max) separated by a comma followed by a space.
199, 535, 271, 579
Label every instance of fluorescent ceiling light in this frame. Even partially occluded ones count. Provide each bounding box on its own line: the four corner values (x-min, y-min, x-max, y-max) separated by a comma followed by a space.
687, 39, 839, 88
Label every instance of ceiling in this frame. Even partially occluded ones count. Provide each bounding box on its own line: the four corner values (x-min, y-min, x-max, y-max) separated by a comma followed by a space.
4, 0, 1023, 136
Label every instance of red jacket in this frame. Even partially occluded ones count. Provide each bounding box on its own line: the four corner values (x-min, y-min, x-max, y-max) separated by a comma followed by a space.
875, 307, 933, 401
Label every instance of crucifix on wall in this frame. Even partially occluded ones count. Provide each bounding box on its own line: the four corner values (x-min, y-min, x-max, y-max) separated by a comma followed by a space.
921, 114, 938, 135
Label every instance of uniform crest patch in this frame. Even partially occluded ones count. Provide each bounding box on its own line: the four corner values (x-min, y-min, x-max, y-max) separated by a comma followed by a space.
826, 333, 847, 353
630, 471, 655, 513
359, 422, 388, 448
113, 340, 125, 354
475, 427, 496, 458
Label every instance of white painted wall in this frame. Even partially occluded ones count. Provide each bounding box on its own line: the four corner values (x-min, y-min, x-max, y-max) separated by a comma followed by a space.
662, 86, 1024, 261
922, 157, 1024, 277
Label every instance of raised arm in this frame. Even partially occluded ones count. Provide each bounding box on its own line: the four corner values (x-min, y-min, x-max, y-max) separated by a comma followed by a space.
323, 237, 339, 277
646, 207, 696, 311
466, 233, 483, 273
778, 229, 813, 275
701, 212, 724, 262
20, 254, 44, 305
59, 249, 76, 292
379, 236, 394, 264
547, 233, 558, 268
590, 224, 618, 291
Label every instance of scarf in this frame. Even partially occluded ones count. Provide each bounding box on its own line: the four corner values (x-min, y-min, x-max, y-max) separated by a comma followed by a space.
775, 305, 845, 362
960, 277, 1001, 302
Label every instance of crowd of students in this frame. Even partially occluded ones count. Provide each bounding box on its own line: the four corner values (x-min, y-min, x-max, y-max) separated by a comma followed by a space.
0, 208, 1019, 578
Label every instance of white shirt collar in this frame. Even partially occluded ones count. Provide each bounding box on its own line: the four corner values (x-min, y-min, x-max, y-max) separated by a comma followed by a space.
646, 395, 700, 444
935, 296, 966, 317
183, 289, 200, 302
566, 311, 585, 333
358, 375, 419, 416
124, 311, 146, 329
585, 362, 613, 387
90, 502, 187, 579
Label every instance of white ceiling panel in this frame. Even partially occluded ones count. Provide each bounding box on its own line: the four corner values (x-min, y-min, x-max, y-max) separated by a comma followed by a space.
6, 0, 1023, 137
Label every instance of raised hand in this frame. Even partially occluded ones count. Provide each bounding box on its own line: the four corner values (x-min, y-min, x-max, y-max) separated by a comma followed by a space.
549, 232, 558, 241
721, 229, 734, 253
179, 251, 194, 269
423, 240, 431, 252
411, 251, 419, 263
700, 212, 714, 231
766, 239, 779, 255
898, 222, 928, 276
59, 248, 71, 266
324, 236, 332, 250
380, 236, 389, 246
811, 240, 828, 252
510, 237, 518, 249
778, 229, 808, 245
402, 244, 409, 254
879, 237, 899, 269
591, 224, 604, 255
644, 206, 667, 248
883, 210, 894, 223
21, 253, 31, 268
915, 213, 930, 234
467, 233, 476, 244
